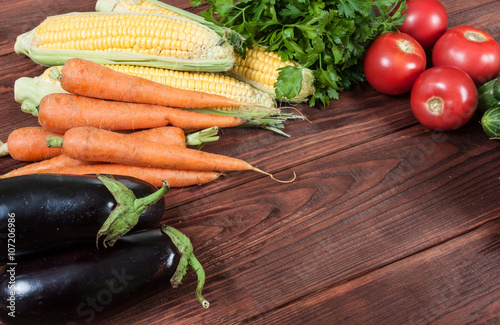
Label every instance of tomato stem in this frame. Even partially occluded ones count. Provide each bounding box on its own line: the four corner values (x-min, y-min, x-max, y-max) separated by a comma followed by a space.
464, 31, 486, 43
426, 96, 445, 115
397, 39, 415, 54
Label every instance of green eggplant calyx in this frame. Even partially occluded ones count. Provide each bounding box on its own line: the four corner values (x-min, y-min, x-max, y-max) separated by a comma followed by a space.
162, 225, 209, 309
96, 175, 169, 248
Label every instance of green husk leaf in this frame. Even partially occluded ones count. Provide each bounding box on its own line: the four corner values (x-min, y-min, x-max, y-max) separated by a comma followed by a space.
14, 72, 67, 116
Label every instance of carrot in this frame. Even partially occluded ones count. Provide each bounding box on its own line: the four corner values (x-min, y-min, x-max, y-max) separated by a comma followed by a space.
60, 58, 249, 109
129, 126, 186, 148
38, 93, 246, 134
127, 126, 219, 148
47, 126, 294, 182
1, 154, 93, 178
1, 126, 219, 178
0, 126, 186, 164
0, 127, 62, 161
39, 164, 223, 188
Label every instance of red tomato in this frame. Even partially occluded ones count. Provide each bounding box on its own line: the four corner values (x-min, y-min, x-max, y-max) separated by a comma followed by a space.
364, 32, 426, 95
432, 26, 500, 85
410, 66, 478, 131
397, 0, 448, 50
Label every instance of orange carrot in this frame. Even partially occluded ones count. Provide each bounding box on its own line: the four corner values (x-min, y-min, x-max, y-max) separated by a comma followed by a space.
38, 93, 246, 134
39, 164, 223, 188
49, 126, 251, 171
1, 126, 192, 178
47, 126, 292, 182
60, 58, 249, 109
1, 154, 93, 178
1, 126, 187, 164
128, 126, 187, 148
0, 127, 62, 162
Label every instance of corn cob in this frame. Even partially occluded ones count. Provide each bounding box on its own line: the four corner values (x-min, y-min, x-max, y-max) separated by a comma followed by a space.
14, 12, 236, 71
96, 0, 312, 102
229, 46, 315, 103
96, 0, 186, 18
15, 64, 275, 113
95, 0, 244, 48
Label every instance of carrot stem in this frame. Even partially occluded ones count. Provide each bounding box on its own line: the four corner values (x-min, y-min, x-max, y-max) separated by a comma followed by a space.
46, 135, 63, 148
186, 127, 219, 147
96, 175, 169, 248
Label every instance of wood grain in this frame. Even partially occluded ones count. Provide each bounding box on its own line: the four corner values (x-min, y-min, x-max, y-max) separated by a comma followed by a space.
252, 220, 500, 325
0, 0, 500, 324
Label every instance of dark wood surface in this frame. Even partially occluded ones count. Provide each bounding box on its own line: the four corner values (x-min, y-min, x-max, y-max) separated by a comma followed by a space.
1, 1, 500, 324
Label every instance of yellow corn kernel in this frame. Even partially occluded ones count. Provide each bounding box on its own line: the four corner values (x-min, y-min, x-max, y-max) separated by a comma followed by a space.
107, 0, 184, 17
230, 45, 315, 102
233, 46, 295, 93
31, 12, 223, 61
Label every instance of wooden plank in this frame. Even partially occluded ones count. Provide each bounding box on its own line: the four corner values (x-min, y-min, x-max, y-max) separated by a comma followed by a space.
0, 0, 499, 324
252, 220, 500, 325
92, 122, 500, 324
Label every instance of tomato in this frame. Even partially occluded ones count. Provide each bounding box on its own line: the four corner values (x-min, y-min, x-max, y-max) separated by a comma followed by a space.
410, 66, 478, 131
432, 26, 500, 85
397, 0, 448, 50
364, 32, 426, 95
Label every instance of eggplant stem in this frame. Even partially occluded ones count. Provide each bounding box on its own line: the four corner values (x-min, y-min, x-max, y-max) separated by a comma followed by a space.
162, 225, 209, 308
189, 254, 210, 308
96, 176, 169, 248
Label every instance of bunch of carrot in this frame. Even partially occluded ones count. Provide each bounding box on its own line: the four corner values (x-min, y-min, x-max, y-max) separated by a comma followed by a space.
2, 58, 294, 186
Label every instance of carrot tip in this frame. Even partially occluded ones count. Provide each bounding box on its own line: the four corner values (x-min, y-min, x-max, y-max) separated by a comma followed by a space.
252, 167, 297, 183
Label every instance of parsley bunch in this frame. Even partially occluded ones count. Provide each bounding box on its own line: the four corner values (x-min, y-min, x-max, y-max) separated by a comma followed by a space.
190, 0, 406, 107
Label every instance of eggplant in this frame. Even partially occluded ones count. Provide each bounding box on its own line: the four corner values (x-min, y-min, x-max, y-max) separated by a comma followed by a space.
0, 174, 168, 261
0, 225, 208, 325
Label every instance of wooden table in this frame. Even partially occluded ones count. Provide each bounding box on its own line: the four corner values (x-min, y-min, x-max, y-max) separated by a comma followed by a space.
1, 1, 499, 324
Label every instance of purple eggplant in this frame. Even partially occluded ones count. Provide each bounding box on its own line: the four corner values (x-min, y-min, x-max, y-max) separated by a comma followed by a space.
0, 225, 208, 325
0, 174, 168, 261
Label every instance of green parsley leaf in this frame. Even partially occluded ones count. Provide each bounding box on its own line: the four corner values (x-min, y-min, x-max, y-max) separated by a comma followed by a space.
275, 66, 304, 99
191, 0, 407, 107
